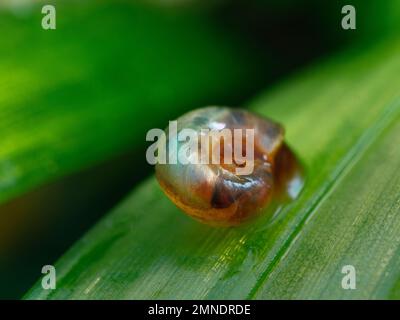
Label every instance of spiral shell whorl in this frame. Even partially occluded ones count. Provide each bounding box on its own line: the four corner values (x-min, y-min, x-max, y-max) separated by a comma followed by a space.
155, 106, 285, 226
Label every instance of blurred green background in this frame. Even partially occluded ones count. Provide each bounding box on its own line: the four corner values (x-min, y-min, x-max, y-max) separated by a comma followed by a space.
1, 0, 399, 299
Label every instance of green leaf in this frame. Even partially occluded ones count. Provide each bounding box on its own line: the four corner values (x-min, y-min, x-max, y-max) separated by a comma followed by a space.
25, 38, 400, 299
255, 117, 400, 299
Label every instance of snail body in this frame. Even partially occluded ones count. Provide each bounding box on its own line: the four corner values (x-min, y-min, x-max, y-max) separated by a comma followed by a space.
155, 106, 298, 226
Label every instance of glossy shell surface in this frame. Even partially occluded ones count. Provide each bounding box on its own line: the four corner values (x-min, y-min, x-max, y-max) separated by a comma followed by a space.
155, 106, 294, 226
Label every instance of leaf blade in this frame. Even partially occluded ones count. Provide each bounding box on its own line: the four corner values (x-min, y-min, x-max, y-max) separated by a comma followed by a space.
25, 38, 400, 299
255, 118, 400, 299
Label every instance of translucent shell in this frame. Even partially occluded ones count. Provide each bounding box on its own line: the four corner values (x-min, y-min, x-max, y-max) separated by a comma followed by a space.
155, 106, 300, 226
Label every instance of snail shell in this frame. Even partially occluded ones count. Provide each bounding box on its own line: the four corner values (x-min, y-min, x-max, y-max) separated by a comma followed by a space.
155, 106, 291, 226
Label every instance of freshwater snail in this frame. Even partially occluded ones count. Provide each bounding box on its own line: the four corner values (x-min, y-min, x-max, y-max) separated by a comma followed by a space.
153, 106, 301, 226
